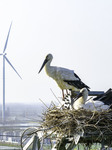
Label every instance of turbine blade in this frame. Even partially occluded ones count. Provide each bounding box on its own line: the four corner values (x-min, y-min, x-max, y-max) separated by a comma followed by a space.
3, 22, 12, 53
4, 56, 22, 79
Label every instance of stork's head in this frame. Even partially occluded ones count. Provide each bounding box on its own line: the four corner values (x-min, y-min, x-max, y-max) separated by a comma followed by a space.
46, 54, 53, 61
38, 54, 53, 73
75, 88, 88, 102
80, 88, 88, 102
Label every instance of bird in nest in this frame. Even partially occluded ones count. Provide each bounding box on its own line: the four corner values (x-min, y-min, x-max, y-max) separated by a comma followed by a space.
73, 88, 112, 111
38, 54, 90, 99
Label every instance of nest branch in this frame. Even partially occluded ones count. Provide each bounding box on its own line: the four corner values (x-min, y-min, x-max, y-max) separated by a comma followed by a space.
41, 103, 112, 145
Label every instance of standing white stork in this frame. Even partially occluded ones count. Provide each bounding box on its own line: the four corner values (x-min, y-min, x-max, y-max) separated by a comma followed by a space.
38, 54, 90, 99
73, 88, 110, 111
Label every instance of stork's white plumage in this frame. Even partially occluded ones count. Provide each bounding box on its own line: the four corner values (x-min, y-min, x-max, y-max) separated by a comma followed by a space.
73, 88, 110, 111
73, 88, 87, 110
38, 54, 90, 98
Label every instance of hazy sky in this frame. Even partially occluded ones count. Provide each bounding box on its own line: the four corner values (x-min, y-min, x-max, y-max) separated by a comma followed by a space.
0, 0, 112, 104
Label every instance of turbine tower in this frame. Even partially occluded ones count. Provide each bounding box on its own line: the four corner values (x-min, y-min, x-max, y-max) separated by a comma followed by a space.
0, 23, 22, 123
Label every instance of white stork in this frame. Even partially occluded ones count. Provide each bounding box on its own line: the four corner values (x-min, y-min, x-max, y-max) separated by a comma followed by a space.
73, 88, 110, 111
38, 54, 90, 99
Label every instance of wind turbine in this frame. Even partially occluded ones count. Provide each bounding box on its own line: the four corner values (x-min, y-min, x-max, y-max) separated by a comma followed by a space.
0, 23, 22, 122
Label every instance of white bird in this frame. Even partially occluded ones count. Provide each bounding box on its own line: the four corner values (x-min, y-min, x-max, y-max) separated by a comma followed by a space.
38, 54, 90, 99
73, 88, 110, 111
73, 88, 87, 110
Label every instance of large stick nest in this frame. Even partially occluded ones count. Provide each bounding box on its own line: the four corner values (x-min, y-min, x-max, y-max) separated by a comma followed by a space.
42, 104, 112, 144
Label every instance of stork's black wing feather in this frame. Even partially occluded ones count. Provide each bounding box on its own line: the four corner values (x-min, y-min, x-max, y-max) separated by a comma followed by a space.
74, 73, 81, 81
64, 79, 90, 91
93, 88, 112, 107
64, 72, 90, 91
